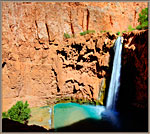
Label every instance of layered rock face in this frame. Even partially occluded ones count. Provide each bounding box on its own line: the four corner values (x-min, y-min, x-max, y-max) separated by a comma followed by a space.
2, 2, 148, 111
2, 2, 147, 42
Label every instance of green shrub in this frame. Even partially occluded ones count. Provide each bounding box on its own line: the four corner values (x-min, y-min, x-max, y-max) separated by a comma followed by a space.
76, 99, 82, 104
2, 112, 9, 118
136, 7, 148, 30
89, 101, 95, 105
2, 101, 31, 124
80, 31, 87, 36
80, 30, 95, 36
64, 33, 71, 39
128, 25, 136, 32
95, 101, 100, 106
116, 31, 121, 36
100, 30, 106, 33
87, 30, 95, 34
71, 97, 76, 103
55, 97, 102, 106
122, 31, 127, 33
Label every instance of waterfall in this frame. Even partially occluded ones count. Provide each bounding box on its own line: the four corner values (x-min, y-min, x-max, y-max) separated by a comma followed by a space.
98, 78, 106, 105
106, 36, 122, 110
49, 107, 52, 129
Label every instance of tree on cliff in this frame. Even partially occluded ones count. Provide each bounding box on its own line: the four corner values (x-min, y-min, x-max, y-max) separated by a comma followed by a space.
136, 7, 148, 30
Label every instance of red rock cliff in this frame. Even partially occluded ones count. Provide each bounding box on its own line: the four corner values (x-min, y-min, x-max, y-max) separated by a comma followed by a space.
2, 2, 148, 111
2, 2, 147, 42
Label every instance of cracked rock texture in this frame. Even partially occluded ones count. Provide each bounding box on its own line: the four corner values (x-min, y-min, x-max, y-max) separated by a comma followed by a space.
2, 30, 116, 111
2, 2, 148, 111
2, 2, 147, 42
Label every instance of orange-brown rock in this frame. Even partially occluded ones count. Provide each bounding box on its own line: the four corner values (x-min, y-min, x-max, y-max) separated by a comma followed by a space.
2, 2, 148, 112
2, 2, 147, 43
2, 30, 116, 112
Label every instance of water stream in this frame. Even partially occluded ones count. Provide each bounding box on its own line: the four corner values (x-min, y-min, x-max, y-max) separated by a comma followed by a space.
106, 36, 122, 110
48, 107, 52, 129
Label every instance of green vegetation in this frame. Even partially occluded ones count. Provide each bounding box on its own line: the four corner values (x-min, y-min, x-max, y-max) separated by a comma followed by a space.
54, 96, 102, 106
64, 33, 71, 39
127, 7, 148, 31
136, 7, 148, 30
122, 31, 127, 33
128, 25, 136, 32
119, 31, 127, 35
117, 7, 148, 34
80, 30, 95, 36
100, 30, 106, 33
2, 101, 31, 124
2, 112, 9, 118
116, 31, 121, 36
100, 30, 112, 33
98, 78, 106, 105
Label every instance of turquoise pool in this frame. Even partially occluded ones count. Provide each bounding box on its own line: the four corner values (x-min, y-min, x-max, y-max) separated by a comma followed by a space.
53, 102, 105, 129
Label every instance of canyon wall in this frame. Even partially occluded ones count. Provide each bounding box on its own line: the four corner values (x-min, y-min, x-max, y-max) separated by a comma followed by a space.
2, 2, 148, 111
2, 2, 147, 42
2, 30, 117, 111
119, 30, 148, 109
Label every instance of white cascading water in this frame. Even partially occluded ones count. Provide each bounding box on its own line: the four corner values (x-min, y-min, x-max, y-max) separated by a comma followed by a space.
106, 36, 122, 110
49, 107, 52, 129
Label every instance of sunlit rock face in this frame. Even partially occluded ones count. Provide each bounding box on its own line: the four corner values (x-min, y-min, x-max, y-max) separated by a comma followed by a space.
2, 29, 117, 112
2, 2, 147, 42
2, 2, 148, 112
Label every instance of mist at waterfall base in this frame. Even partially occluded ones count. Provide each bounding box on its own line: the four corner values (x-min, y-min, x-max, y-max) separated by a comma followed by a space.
49, 37, 147, 132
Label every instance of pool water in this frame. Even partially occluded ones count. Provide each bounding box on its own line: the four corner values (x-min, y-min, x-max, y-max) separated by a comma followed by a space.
48, 102, 147, 132
53, 103, 105, 129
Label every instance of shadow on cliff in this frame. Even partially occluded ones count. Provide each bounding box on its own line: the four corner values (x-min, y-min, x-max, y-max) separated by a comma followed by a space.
103, 43, 115, 106
117, 30, 148, 111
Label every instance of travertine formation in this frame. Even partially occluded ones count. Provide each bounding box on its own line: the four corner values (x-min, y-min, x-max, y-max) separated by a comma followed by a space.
2, 31, 117, 111
2, 2, 148, 111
